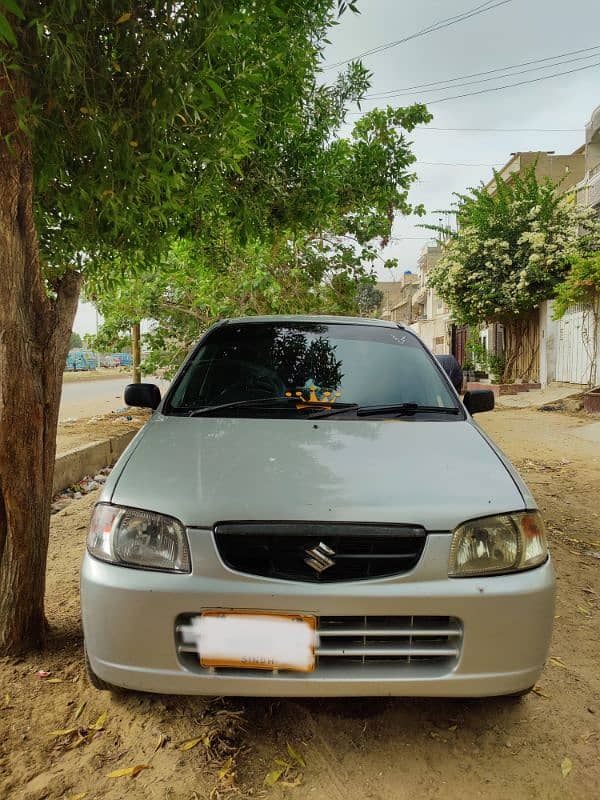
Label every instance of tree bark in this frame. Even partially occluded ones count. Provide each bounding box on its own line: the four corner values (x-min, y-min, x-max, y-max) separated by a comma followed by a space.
131, 322, 141, 383
0, 124, 82, 655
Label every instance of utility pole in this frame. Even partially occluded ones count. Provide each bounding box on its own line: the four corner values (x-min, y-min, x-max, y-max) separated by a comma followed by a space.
132, 322, 141, 384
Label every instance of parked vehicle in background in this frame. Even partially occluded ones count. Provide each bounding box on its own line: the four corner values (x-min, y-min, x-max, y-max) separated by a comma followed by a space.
82, 315, 554, 699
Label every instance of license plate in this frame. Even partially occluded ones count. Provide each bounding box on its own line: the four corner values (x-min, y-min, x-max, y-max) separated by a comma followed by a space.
192, 610, 317, 673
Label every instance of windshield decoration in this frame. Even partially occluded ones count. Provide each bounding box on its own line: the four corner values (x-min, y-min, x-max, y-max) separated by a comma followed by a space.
285, 386, 342, 409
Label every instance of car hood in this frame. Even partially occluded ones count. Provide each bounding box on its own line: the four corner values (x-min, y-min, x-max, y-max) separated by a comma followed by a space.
109, 415, 526, 530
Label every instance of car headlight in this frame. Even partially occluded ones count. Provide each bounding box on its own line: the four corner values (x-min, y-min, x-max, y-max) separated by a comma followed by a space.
87, 503, 191, 573
448, 511, 548, 577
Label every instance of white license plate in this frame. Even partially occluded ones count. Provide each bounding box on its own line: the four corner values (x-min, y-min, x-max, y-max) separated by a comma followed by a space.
191, 611, 317, 673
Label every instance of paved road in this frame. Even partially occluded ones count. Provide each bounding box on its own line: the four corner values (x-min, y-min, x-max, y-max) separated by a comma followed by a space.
60, 376, 171, 420
59, 377, 131, 420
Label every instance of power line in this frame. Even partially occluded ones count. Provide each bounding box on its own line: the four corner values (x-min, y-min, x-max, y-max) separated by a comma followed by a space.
426, 59, 600, 104
324, 0, 512, 70
365, 48, 600, 99
413, 126, 580, 132
348, 60, 600, 112
416, 161, 500, 167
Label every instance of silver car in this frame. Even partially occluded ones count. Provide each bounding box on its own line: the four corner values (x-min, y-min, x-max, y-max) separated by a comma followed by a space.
81, 316, 555, 697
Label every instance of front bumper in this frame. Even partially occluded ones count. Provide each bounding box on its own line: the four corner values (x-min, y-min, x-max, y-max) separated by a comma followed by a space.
80, 532, 555, 697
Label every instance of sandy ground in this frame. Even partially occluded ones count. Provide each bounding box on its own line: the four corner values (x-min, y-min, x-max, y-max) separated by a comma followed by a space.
62, 369, 128, 384
1, 407, 599, 800
56, 413, 147, 456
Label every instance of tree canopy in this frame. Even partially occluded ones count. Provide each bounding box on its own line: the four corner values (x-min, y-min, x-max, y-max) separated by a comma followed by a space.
553, 251, 600, 319
0, 0, 432, 654
88, 101, 431, 375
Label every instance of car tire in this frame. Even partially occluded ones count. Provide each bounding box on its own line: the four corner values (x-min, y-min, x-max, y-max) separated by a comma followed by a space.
84, 645, 119, 693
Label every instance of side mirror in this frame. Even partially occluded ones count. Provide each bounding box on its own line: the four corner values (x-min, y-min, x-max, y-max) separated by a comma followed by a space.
463, 389, 494, 415
124, 383, 161, 410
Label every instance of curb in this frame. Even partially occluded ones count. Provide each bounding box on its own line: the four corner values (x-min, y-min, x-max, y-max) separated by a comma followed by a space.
53, 430, 138, 494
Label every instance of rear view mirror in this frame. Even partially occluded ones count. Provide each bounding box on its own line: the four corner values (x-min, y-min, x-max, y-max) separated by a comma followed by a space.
124, 383, 161, 410
463, 389, 494, 415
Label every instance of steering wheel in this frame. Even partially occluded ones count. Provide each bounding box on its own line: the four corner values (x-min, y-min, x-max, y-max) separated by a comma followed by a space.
215, 364, 286, 403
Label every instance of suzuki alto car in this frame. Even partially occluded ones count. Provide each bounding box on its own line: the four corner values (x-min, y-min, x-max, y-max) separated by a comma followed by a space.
81, 316, 555, 697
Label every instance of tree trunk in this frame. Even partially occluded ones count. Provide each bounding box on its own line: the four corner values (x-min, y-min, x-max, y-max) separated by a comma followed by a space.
132, 322, 141, 383
0, 136, 82, 655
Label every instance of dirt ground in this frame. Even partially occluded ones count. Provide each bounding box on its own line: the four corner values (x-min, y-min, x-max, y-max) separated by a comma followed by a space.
62, 369, 128, 384
1, 407, 599, 800
56, 413, 148, 456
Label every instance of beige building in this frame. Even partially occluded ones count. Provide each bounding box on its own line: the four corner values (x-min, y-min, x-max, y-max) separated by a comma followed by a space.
485, 148, 586, 195
575, 104, 600, 215
541, 104, 600, 387
377, 273, 419, 325
409, 245, 452, 354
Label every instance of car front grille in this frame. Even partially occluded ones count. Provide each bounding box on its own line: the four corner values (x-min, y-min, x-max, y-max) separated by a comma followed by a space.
213, 522, 427, 582
175, 614, 462, 674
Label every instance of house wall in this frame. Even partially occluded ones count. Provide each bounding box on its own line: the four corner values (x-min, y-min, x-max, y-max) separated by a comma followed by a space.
539, 301, 558, 387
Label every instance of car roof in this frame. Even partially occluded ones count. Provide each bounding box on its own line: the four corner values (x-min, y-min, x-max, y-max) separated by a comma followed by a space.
221, 314, 403, 328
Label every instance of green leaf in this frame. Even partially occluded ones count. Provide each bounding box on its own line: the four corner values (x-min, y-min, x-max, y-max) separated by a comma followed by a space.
1, 0, 24, 19
286, 742, 306, 768
264, 767, 285, 786
206, 78, 226, 102
0, 11, 17, 45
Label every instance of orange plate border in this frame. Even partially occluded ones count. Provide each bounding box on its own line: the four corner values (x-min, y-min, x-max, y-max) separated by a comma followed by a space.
197, 609, 317, 673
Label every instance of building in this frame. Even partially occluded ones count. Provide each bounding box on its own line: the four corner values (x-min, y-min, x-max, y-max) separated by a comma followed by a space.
410, 245, 452, 354
476, 148, 587, 382
377, 272, 420, 325
541, 105, 600, 387
485, 148, 586, 196
575, 105, 600, 217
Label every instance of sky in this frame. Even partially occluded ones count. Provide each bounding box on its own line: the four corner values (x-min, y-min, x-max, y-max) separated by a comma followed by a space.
73, 0, 600, 333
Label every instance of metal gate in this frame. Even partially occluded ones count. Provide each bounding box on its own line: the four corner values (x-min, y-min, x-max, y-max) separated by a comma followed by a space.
555, 304, 595, 384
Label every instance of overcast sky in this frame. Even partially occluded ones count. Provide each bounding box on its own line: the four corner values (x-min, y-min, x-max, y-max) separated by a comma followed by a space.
74, 0, 600, 333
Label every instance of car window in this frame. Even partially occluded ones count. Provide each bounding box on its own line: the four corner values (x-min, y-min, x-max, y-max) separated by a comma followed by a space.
166, 322, 457, 416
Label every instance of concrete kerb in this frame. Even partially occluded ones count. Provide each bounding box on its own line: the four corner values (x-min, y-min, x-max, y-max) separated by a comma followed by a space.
53, 430, 138, 494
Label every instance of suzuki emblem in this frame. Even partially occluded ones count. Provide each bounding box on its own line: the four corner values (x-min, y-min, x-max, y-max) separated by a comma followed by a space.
304, 542, 336, 573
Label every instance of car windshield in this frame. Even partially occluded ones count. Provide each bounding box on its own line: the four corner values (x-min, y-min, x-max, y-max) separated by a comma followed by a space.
166, 321, 459, 418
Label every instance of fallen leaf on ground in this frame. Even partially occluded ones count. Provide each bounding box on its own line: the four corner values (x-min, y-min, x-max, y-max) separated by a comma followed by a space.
264, 767, 285, 786
74, 702, 86, 720
89, 711, 108, 731
532, 686, 550, 698
107, 764, 151, 778
66, 735, 88, 750
50, 727, 78, 737
46, 678, 63, 683
116, 12, 132, 23
577, 606, 591, 616
286, 742, 306, 768
154, 733, 169, 752
561, 757, 572, 778
549, 657, 568, 670
448, 724, 458, 731
179, 736, 205, 751
218, 756, 235, 781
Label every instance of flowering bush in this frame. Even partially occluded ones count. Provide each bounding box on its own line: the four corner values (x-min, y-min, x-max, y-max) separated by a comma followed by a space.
427, 168, 600, 326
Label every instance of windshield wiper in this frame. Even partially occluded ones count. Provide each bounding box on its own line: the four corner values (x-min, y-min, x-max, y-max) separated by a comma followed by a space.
187, 396, 298, 416
310, 402, 460, 419
187, 397, 358, 417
